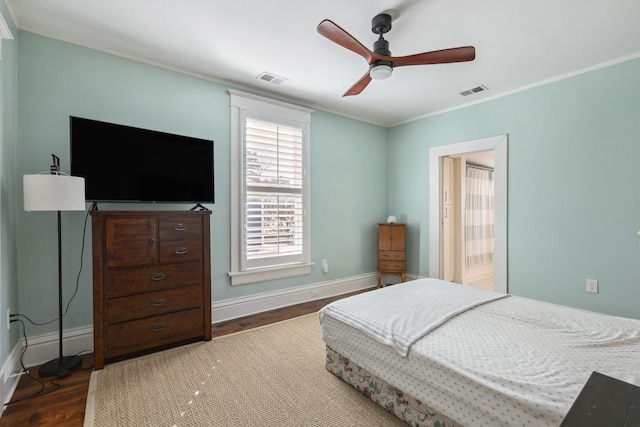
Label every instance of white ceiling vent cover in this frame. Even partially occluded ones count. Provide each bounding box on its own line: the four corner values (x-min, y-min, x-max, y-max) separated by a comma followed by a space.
257, 72, 287, 85
460, 84, 489, 96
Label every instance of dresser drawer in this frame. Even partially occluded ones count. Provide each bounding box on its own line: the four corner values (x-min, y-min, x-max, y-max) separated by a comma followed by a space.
106, 262, 203, 297
159, 239, 202, 263
379, 251, 405, 261
159, 217, 202, 240
378, 260, 405, 271
107, 309, 204, 351
107, 285, 203, 324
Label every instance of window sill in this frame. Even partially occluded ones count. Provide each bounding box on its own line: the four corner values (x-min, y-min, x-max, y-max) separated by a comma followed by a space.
228, 262, 314, 286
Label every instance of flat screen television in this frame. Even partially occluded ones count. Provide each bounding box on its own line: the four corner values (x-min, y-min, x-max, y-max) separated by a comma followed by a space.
70, 116, 214, 204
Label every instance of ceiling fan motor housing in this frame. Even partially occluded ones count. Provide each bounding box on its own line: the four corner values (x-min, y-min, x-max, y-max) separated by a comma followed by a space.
370, 13, 393, 79
372, 14, 392, 60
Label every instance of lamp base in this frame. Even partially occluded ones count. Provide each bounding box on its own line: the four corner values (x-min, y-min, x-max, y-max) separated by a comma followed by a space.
38, 355, 82, 378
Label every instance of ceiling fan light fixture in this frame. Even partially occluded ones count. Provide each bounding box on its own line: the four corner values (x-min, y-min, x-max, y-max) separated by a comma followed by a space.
370, 63, 392, 80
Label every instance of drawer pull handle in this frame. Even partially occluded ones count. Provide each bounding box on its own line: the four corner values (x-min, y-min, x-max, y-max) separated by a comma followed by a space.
151, 298, 166, 307
151, 272, 166, 281
175, 247, 188, 255
152, 323, 166, 332
174, 224, 187, 231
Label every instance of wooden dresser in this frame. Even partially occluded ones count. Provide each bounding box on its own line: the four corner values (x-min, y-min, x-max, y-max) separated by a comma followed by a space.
377, 223, 406, 287
91, 210, 212, 369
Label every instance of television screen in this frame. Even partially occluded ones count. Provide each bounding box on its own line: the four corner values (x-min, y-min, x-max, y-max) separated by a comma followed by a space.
70, 116, 214, 204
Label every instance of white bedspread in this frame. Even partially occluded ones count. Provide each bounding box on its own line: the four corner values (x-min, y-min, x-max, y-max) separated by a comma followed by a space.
319, 278, 509, 356
321, 284, 640, 426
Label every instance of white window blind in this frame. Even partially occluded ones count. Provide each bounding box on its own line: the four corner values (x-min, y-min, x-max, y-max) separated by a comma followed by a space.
228, 90, 313, 285
244, 117, 304, 267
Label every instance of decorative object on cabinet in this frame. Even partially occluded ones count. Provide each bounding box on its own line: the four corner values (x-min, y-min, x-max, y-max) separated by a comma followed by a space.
23, 154, 86, 378
377, 223, 406, 288
386, 215, 397, 224
91, 210, 212, 369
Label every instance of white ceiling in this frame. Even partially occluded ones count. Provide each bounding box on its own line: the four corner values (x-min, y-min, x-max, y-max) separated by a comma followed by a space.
6, 0, 640, 127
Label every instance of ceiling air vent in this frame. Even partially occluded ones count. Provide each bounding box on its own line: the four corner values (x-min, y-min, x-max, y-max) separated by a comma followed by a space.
460, 84, 488, 96
257, 72, 287, 85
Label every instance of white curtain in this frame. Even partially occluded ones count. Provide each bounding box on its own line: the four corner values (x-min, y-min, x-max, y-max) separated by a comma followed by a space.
465, 166, 494, 269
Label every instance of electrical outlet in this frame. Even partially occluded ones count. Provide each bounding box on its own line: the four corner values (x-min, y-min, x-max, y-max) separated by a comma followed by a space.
6, 309, 10, 330
586, 279, 598, 294
322, 259, 329, 273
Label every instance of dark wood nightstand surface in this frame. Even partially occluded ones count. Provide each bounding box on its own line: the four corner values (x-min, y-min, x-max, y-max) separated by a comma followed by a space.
560, 371, 639, 427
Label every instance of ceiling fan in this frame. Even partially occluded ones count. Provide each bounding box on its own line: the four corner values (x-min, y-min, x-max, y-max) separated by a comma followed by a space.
317, 13, 476, 96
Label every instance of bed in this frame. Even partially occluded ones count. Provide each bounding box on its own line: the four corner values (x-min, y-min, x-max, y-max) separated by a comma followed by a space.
319, 278, 640, 426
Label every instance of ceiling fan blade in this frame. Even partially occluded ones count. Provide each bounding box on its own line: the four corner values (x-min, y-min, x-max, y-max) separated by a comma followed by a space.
318, 19, 375, 63
343, 72, 372, 97
392, 46, 475, 67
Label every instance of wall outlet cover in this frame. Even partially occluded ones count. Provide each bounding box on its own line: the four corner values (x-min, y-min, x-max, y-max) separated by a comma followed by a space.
586, 279, 598, 294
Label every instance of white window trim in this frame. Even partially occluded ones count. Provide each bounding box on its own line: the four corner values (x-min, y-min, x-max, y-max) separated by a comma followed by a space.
228, 90, 313, 285
0, 11, 15, 60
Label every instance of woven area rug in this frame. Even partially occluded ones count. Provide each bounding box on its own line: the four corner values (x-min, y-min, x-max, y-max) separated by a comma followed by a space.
84, 314, 407, 426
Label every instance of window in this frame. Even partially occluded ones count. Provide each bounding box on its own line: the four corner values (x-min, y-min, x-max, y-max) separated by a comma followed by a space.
228, 90, 313, 285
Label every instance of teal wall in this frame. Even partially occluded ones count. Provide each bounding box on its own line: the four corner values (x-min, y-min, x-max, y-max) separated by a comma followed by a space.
15, 32, 388, 334
388, 58, 640, 319
0, 4, 19, 365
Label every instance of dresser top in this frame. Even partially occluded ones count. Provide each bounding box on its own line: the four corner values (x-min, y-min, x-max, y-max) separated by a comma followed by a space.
90, 209, 211, 217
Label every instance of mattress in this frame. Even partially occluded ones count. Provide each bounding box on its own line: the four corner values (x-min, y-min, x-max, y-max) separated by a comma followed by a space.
320, 279, 640, 426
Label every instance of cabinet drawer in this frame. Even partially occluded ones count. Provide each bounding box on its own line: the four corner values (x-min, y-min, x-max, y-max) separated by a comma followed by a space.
107, 309, 204, 351
379, 251, 405, 261
159, 239, 202, 263
378, 261, 405, 271
106, 262, 203, 297
159, 217, 202, 240
107, 285, 202, 324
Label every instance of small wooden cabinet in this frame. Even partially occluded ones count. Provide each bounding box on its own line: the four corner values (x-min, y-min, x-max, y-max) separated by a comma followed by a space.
377, 223, 406, 287
91, 210, 212, 369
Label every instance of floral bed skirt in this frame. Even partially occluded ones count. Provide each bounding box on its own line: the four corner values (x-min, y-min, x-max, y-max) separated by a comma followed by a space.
325, 345, 460, 427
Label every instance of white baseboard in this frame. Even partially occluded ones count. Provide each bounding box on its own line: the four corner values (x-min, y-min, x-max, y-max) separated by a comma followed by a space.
212, 272, 378, 323
16, 325, 94, 370
1, 343, 23, 408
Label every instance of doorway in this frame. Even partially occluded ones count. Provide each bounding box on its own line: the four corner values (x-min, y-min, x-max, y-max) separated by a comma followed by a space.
429, 135, 508, 294
442, 152, 495, 290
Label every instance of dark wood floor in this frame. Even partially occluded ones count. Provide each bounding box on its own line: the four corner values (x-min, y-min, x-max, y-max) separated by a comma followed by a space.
0, 291, 361, 426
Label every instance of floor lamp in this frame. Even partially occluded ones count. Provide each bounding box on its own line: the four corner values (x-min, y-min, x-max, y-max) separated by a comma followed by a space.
23, 154, 86, 377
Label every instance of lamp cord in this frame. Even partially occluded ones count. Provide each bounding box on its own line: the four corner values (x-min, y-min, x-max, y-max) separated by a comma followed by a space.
10, 207, 90, 325
4, 318, 61, 405
62, 205, 90, 317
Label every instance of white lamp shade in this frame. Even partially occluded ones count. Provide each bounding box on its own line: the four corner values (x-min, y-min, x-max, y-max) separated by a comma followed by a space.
24, 174, 86, 211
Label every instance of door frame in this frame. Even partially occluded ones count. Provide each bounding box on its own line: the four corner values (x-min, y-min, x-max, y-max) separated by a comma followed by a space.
429, 134, 508, 293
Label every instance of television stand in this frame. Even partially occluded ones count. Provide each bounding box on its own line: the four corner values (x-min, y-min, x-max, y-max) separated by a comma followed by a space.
190, 203, 210, 211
